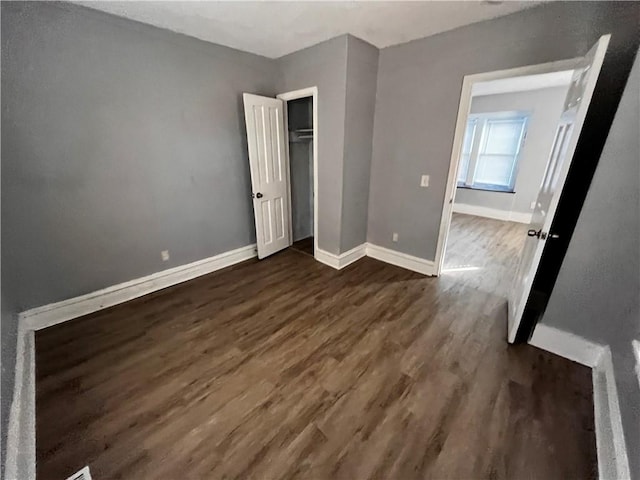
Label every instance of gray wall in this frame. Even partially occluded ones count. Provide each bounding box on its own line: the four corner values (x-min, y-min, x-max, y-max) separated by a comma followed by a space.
340, 36, 379, 252
1, 1, 278, 312
455, 86, 569, 216
368, 1, 640, 260
542, 50, 640, 479
1, 3, 277, 463
277, 36, 348, 255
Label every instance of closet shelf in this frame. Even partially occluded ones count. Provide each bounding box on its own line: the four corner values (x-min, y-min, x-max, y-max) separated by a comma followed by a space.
289, 128, 314, 142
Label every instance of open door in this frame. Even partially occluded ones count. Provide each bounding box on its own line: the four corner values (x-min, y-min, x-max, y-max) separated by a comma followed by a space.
243, 93, 291, 259
507, 35, 611, 343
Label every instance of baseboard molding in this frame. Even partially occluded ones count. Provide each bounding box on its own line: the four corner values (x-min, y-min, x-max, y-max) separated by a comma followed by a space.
365, 243, 436, 276
339, 244, 368, 268
4, 325, 36, 480
453, 203, 532, 224
316, 243, 435, 276
315, 248, 340, 269
592, 347, 630, 480
315, 244, 367, 270
20, 244, 257, 331
529, 323, 604, 367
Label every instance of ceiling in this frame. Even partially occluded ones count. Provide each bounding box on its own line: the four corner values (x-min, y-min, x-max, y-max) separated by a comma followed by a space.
75, 1, 543, 59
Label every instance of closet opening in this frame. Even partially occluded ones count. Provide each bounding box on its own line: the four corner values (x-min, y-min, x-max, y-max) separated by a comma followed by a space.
278, 88, 318, 258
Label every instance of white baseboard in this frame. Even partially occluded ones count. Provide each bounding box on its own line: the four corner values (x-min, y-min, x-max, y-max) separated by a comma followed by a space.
4, 325, 36, 480
339, 244, 368, 268
365, 243, 435, 276
20, 244, 257, 331
317, 243, 434, 276
593, 347, 630, 480
529, 323, 605, 367
315, 244, 367, 270
453, 203, 532, 224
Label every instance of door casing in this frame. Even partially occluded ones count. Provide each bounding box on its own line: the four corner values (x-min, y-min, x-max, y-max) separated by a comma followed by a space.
434, 57, 582, 278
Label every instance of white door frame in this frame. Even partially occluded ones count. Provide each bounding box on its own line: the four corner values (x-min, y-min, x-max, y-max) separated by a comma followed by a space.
433, 58, 582, 276
277, 87, 319, 260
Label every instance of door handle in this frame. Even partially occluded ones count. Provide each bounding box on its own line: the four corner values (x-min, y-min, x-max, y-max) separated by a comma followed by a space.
527, 229, 559, 240
253, 192, 263, 199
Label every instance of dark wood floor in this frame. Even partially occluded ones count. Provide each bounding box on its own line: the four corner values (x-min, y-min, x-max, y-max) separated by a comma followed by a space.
36, 214, 596, 479
291, 236, 314, 257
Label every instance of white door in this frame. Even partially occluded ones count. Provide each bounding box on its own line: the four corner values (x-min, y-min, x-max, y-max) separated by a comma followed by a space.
507, 34, 610, 343
243, 93, 290, 259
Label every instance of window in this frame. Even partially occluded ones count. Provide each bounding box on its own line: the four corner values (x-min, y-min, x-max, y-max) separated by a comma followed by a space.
457, 112, 528, 192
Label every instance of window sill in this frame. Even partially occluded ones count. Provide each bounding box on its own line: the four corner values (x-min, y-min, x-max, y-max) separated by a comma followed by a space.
457, 184, 515, 194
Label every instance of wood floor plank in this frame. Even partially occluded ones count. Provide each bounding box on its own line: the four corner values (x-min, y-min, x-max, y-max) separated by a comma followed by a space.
36, 214, 596, 479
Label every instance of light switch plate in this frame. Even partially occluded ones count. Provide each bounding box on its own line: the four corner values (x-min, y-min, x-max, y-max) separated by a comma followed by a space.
420, 175, 430, 187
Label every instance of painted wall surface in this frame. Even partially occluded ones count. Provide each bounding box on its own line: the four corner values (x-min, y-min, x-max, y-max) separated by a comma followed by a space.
1, 2, 278, 311
542, 50, 640, 479
455, 86, 569, 216
340, 36, 379, 252
368, 1, 640, 260
277, 36, 348, 255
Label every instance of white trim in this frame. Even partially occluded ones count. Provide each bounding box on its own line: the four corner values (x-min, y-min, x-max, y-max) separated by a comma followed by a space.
365, 243, 435, 276
20, 244, 257, 331
434, 57, 582, 277
452, 203, 532, 224
316, 243, 434, 276
528, 323, 604, 367
339, 244, 367, 268
4, 325, 36, 480
277, 87, 319, 263
315, 248, 341, 269
593, 347, 630, 480
315, 244, 366, 270
472, 69, 574, 97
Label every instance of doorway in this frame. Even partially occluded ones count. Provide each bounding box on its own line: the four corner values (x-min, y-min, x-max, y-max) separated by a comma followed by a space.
441, 70, 573, 295
277, 87, 319, 259
434, 35, 610, 343
284, 97, 314, 256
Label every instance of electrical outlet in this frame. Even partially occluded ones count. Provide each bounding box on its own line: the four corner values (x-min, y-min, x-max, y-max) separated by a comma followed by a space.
392, 232, 399, 242
420, 175, 430, 187
161, 250, 170, 261
530, 201, 536, 210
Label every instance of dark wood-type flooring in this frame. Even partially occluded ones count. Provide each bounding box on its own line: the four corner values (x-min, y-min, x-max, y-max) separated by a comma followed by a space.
36, 214, 596, 479
290, 236, 314, 257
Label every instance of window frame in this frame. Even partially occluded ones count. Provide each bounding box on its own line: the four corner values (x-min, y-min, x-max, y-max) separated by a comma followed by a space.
456, 110, 529, 193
